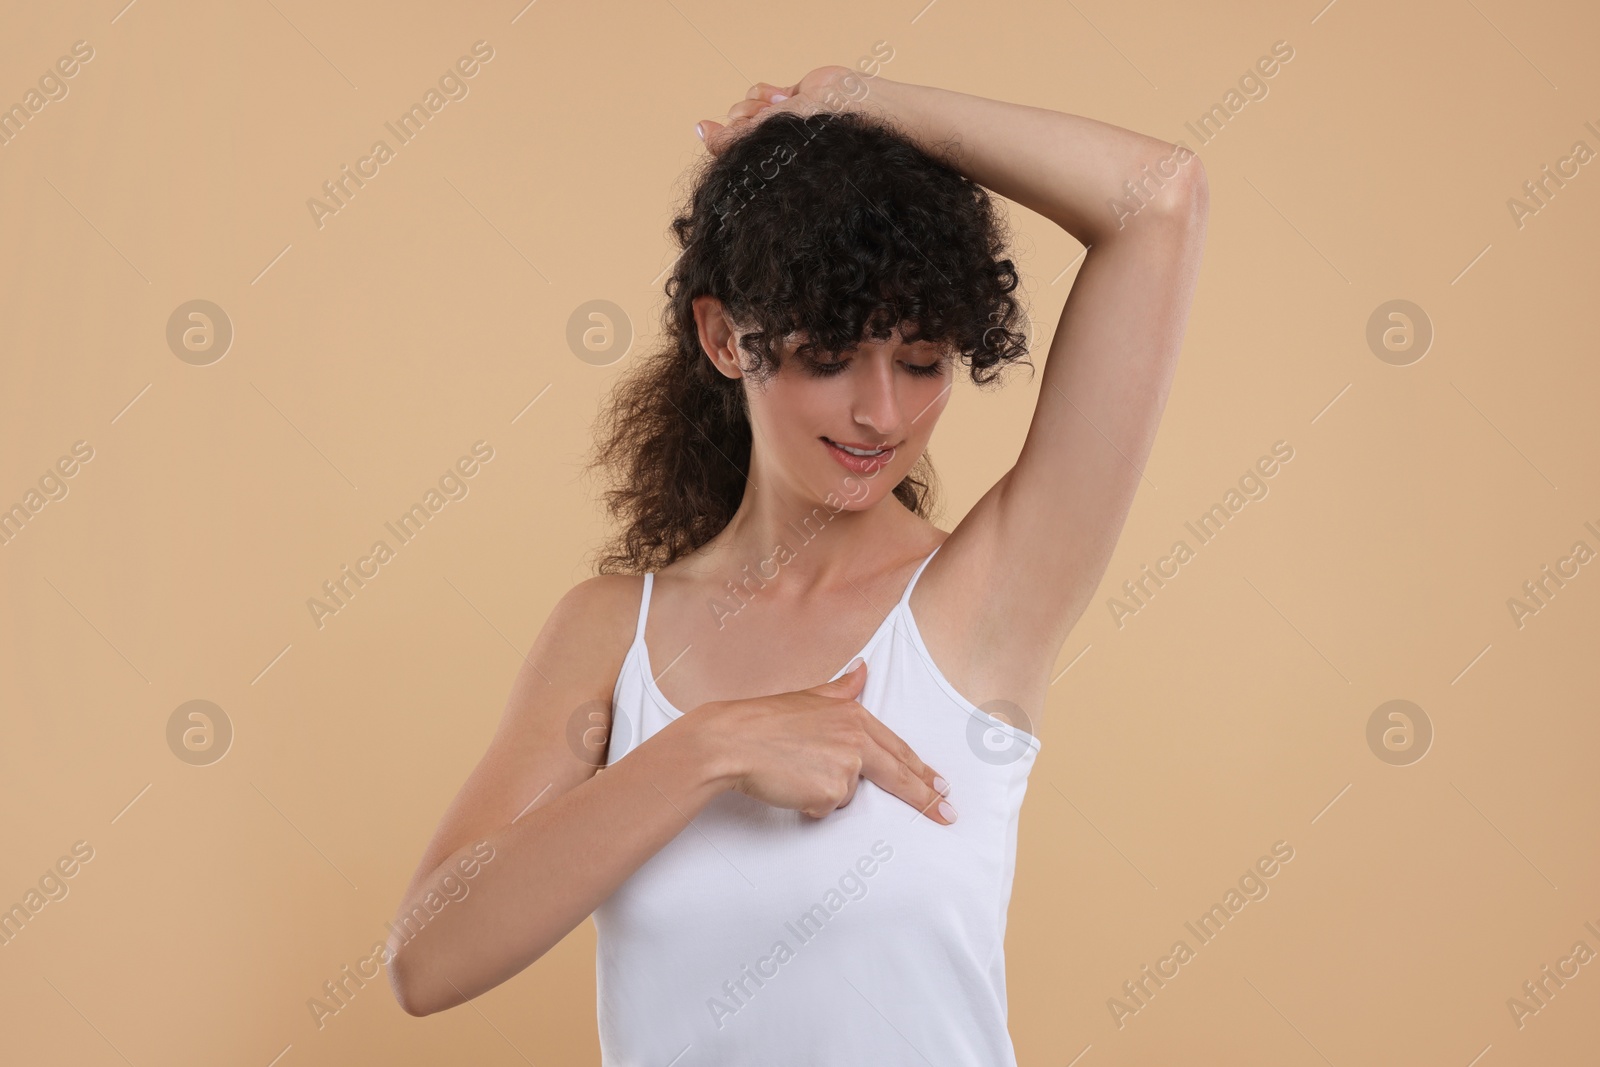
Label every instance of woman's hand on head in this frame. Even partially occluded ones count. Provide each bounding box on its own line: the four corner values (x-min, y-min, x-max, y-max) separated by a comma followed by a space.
695, 65, 859, 155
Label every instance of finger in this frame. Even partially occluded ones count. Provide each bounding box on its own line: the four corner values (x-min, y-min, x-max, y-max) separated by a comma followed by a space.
856, 706, 948, 798
697, 118, 728, 152
855, 724, 956, 825
810, 659, 867, 700
726, 98, 768, 122
836, 773, 861, 809
744, 82, 789, 103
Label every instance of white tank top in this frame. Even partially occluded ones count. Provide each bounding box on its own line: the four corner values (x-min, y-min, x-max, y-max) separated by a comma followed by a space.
593, 544, 1043, 1065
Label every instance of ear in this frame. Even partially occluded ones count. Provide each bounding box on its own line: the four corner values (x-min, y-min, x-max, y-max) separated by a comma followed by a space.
692, 295, 746, 380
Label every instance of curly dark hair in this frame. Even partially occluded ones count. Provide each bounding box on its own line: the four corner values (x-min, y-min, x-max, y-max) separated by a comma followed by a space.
586, 106, 1033, 575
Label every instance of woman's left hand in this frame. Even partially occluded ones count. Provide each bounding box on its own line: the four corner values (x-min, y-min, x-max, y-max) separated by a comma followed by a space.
695, 65, 857, 155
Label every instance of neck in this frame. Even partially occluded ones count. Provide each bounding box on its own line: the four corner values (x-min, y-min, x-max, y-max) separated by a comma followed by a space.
693, 480, 925, 597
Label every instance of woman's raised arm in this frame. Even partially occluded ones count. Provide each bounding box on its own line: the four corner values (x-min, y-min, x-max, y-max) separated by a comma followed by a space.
874, 73, 1207, 656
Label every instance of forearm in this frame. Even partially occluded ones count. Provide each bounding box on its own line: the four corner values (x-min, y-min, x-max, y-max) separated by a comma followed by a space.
850, 74, 1193, 244
386, 715, 731, 1016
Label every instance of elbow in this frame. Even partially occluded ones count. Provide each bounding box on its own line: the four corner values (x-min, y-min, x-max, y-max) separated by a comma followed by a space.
1150, 149, 1209, 229
385, 955, 429, 1018
1097, 146, 1208, 243
1177, 154, 1210, 224
385, 942, 448, 1018
386, 936, 544, 1018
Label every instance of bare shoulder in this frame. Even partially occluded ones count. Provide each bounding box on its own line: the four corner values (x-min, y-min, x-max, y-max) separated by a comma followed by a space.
478, 576, 643, 782
480, 569, 645, 756
535, 572, 644, 666
505, 572, 646, 727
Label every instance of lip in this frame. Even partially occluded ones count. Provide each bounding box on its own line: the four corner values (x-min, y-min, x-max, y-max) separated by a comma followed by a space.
822, 436, 897, 474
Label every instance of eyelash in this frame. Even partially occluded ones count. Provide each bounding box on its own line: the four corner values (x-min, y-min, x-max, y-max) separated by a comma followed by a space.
809, 358, 946, 379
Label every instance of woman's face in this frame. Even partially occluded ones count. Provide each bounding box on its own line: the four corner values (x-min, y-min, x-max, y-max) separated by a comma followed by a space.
738, 326, 954, 510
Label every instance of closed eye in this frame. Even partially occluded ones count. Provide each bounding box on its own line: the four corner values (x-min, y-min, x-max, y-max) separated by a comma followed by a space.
806, 358, 946, 379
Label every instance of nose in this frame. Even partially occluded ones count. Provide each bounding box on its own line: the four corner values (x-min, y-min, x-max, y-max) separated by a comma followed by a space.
850, 352, 903, 439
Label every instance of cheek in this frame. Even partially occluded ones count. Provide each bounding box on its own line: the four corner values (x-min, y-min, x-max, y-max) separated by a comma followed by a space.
767, 380, 836, 430
746, 382, 827, 446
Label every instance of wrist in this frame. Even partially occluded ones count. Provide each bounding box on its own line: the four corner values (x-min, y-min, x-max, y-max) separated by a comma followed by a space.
670, 702, 744, 797
802, 64, 881, 118
831, 76, 945, 161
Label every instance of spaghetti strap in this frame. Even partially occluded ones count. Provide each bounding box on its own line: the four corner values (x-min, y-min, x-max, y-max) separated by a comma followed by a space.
634, 572, 654, 644
896, 542, 943, 611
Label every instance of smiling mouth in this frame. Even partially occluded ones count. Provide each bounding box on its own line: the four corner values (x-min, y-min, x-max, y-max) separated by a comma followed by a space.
821, 437, 896, 457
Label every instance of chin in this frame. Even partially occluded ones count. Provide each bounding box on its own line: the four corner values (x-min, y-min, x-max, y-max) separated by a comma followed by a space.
823, 472, 893, 509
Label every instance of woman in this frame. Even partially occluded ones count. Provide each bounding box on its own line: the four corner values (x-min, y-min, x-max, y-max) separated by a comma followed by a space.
386, 64, 1207, 1064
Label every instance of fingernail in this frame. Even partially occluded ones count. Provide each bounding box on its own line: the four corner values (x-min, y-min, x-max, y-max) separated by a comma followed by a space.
771, 92, 788, 102
844, 656, 864, 673
694, 123, 704, 140
933, 775, 949, 795
938, 800, 958, 823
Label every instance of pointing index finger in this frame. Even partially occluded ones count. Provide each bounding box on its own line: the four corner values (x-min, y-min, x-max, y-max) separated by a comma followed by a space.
853, 706, 957, 824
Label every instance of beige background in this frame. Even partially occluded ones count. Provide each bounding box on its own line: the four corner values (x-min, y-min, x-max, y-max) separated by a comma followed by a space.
2, 0, 1597, 1063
